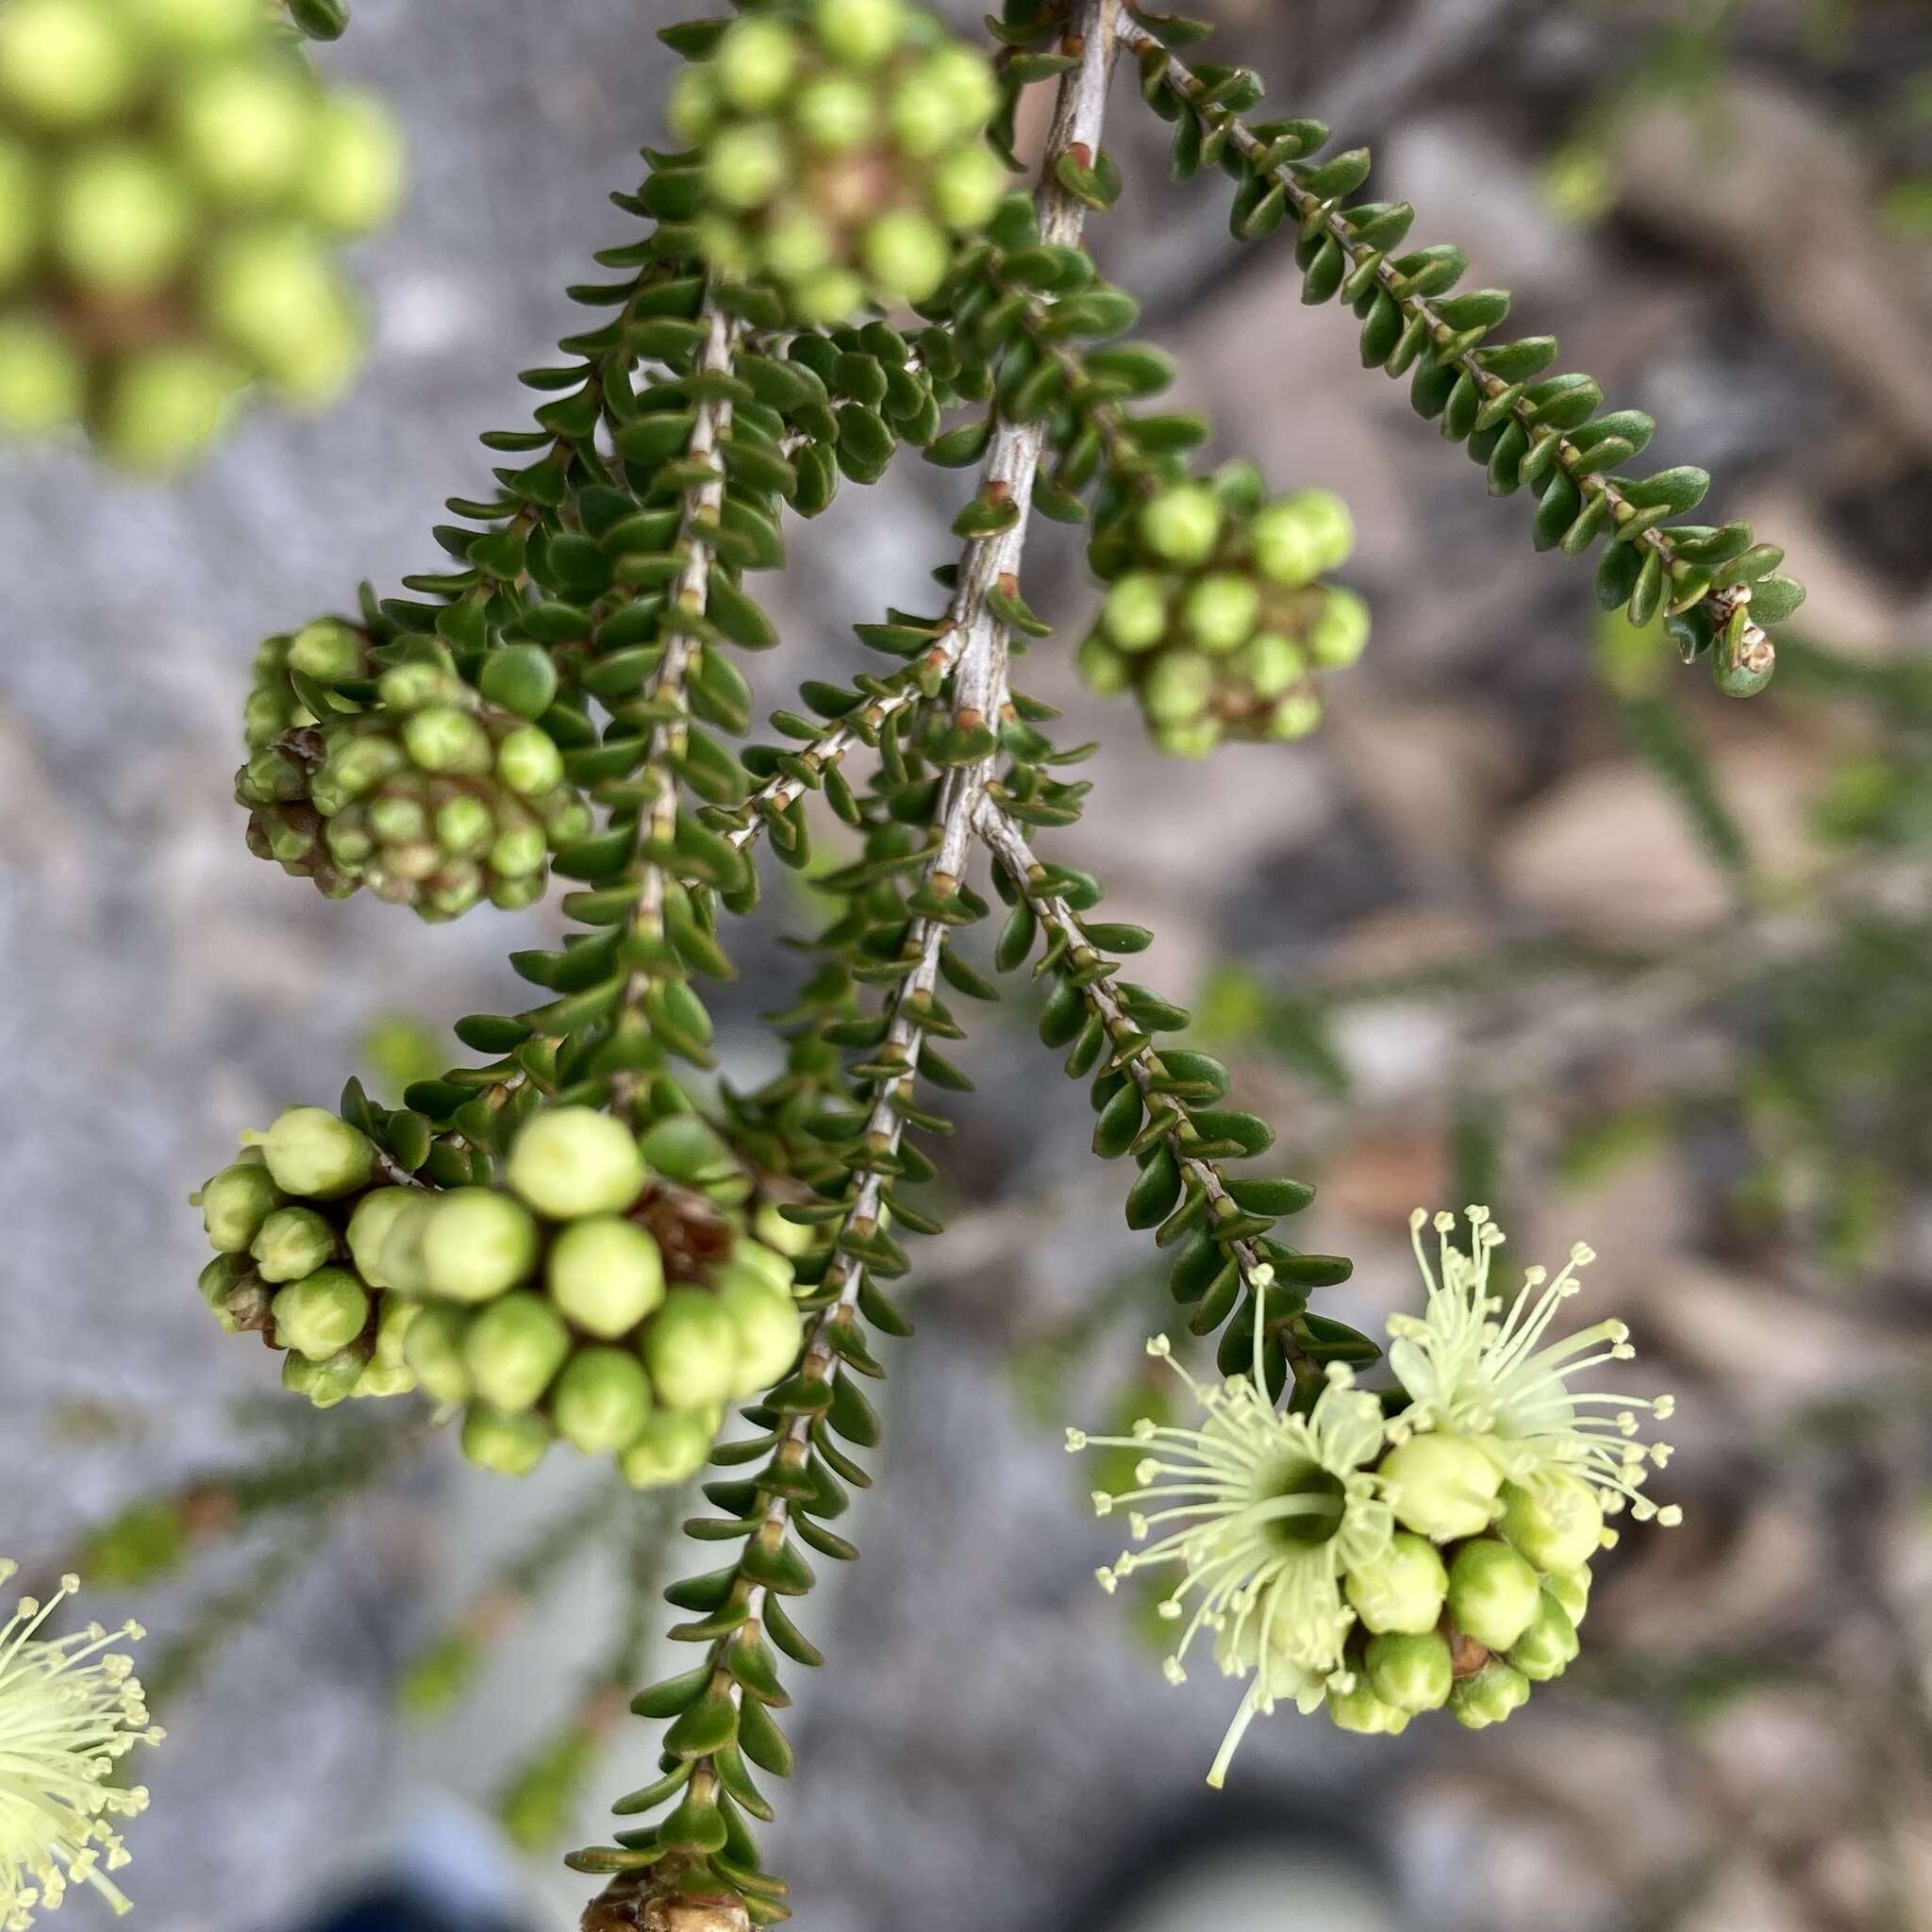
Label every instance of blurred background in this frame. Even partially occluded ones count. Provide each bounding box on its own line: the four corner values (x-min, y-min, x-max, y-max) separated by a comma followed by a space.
2, 2, 1930, 1929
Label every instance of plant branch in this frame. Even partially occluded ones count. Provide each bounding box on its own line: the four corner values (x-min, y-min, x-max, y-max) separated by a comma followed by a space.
1116, 13, 1792, 658
720, 625, 969, 855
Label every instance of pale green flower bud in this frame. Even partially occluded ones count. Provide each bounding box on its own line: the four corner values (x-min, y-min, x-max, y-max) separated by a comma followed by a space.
546, 1216, 666, 1339
1325, 1678, 1409, 1736
434, 794, 492, 858
1248, 500, 1323, 588
354, 1358, 416, 1399
345, 1187, 416, 1290
1076, 633, 1131, 695
0, 317, 83, 435
377, 661, 449, 710
322, 735, 407, 800
103, 346, 236, 473
551, 1347, 654, 1455
1365, 1629, 1453, 1713
641, 1288, 741, 1409
707, 123, 787, 211
861, 208, 949, 301
464, 1291, 571, 1411
477, 645, 558, 723
370, 1294, 417, 1368
792, 73, 874, 153
1181, 572, 1261, 654
375, 797, 430, 848
172, 59, 312, 208
720, 1275, 803, 1397
1102, 572, 1170, 653
490, 814, 547, 880
1287, 490, 1356, 573
729, 1240, 796, 1296
1143, 650, 1215, 725
1139, 484, 1222, 567
638, 1112, 736, 1188
1239, 632, 1306, 700
203, 223, 362, 403
716, 17, 798, 112
56, 144, 193, 295
1500, 1472, 1604, 1573
1152, 716, 1224, 759
237, 746, 308, 806
250, 1205, 337, 1284
460, 1405, 551, 1477
301, 92, 405, 234
1308, 586, 1372, 670
668, 65, 719, 145
1344, 1530, 1447, 1635
917, 45, 997, 134
1507, 1589, 1580, 1682
404, 1301, 474, 1405
496, 724, 564, 798
198, 1252, 250, 1328
272, 1265, 370, 1360
421, 1189, 540, 1304
262, 1106, 375, 1199
198, 1158, 284, 1252
1544, 1564, 1591, 1628
1266, 692, 1323, 741
1448, 1657, 1530, 1730
507, 1108, 647, 1219
763, 207, 835, 280
287, 618, 361, 683
888, 72, 957, 159
1446, 1537, 1541, 1652
793, 265, 866, 327
491, 872, 546, 912
285, 1341, 364, 1408
1378, 1431, 1502, 1540
930, 143, 1007, 232
0, 0, 136, 127
812, 0, 906, 67
753, 1202, 815, 1260
403, 706, 491, 775
620, 1405, 721, 1490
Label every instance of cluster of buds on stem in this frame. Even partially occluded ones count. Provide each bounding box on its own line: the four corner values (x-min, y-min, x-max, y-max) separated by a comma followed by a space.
1079, 463, 1372, 757
235, 654, 591, 920
1072, 1209, 1677, 1777
192, 1106, 813, 1489
0, 0, 401, 468
668, 0, 1005, 325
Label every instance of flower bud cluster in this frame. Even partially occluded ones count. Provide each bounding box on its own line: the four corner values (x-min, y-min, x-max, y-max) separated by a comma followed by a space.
192, 1105, 812, 1489
0, 0, 403, 469
235, 658, 591, 921
1073, 1209, 1675, 1777
1079, 465, 1371, 757
1324, 1460, 1594, 1736
670, 0, 1005, 325
192, 1104, 403, 1407
242, 613, 369, 749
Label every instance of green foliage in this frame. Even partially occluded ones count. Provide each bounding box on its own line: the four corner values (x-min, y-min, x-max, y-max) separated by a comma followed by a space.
1122, 11, 1806, 662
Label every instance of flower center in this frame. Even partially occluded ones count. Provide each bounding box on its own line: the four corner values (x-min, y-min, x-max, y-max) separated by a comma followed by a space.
1253, 1456, 1346, 1550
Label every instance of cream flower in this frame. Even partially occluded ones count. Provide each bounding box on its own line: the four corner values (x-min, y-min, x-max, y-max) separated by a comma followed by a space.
1068, 1276, 1391, 1787
0, 1565, 162, 1932
1386, 1207, 1680, 1525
